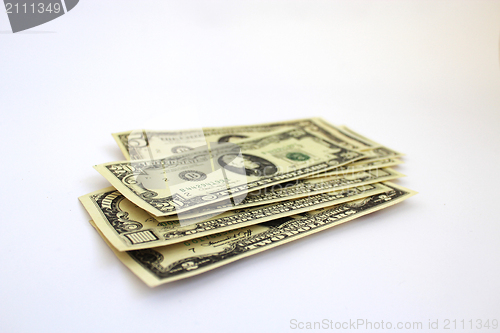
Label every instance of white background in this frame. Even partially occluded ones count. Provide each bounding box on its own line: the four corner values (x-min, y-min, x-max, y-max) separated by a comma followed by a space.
1, 1, 499, 332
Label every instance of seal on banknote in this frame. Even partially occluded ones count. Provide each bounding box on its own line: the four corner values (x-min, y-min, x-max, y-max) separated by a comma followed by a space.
285, 152, 310, 161
179, 170, 207, 182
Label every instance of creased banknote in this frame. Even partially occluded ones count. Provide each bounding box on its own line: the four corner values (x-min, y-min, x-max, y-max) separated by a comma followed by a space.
95, 128, 366, 216
155, 167, 404, 220
317, 119, 404, 158
89, 182, 416, 287
308, 157, 402, 179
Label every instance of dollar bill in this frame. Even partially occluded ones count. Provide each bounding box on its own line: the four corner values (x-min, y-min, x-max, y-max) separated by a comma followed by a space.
337, 125, 385, 148
314, 119, 403, 158
308, 157, 402, 179
95, 128, 366, 216
154, 167, 404, 220
89, 182, 416, 287
112, 117, 369, 161
80, 180, 390, 251
336, 124, 403, 157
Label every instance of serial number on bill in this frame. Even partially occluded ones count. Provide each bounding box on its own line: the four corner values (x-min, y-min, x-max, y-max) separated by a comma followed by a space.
5, 2, 62, 14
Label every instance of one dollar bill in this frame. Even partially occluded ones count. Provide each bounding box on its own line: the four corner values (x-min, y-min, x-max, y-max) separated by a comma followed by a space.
112, 117, 370, 161
94, 128, 366, 216
308, 157, 402, 179
326, 121, 403, 158
154, 167, 404, 220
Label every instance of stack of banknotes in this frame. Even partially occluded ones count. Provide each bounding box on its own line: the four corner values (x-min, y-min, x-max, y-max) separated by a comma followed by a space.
79, 118, 416, 287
